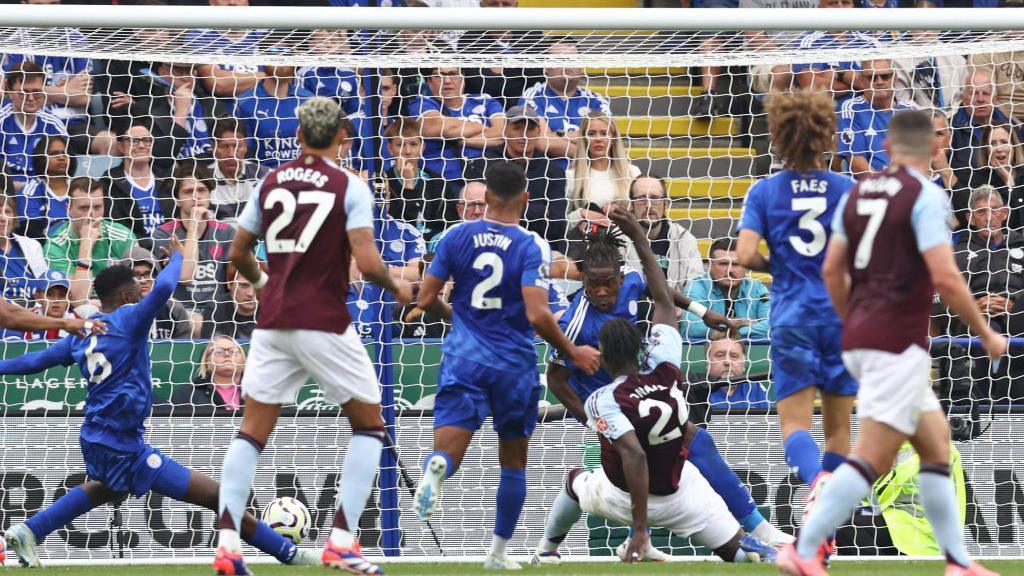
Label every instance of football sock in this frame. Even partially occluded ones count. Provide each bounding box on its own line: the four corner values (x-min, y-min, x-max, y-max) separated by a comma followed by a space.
821, 451, 846, 473
25, 486, 95, 541
424, 450, 456, 479
540, 487, 582, 552
919, 464, 971, 568
796, 459, 873, 559
489, 535, 509, 558
784, 430, 823, 486
493, 467, 527, 542
689, 427, 757, 523
245, 520, 297, 564
218, 434, 262, 551
336, 429, 385, 540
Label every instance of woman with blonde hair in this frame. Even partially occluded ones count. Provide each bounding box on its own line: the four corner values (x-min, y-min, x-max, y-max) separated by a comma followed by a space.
566, 112, 640, 229
167, 335, 246, 415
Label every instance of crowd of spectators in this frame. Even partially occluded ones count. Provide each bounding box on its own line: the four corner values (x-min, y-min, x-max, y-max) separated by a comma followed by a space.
4, 0, 1024, 409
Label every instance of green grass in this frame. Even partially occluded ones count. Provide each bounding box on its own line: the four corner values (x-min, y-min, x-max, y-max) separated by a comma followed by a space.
16, 561, 1024, 576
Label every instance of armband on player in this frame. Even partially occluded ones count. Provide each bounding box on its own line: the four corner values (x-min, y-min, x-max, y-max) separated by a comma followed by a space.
687, 301, 708, 318
252, 270, 270, 290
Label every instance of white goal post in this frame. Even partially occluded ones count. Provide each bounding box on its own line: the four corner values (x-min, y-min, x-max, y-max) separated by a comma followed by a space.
0, 4, 1023, 566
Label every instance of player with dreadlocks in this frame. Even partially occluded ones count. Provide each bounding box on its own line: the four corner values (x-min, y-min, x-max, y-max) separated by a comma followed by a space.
533, 215, 793, 565
534, 206, 781, 564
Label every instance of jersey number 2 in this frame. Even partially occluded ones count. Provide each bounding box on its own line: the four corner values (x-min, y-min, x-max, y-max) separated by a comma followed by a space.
264, 188, 335, 254
789, 197, 828, 257
471, 253, 503, 310
637, 386, 688, 445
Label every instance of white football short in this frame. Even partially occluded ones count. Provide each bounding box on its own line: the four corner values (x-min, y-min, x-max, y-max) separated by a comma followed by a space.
572, 463, 739, 550
242, 327, 380, 406
842, 344, 941, 436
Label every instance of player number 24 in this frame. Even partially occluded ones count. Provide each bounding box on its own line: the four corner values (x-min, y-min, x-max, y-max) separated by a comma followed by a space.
637, 385, 688, 446
264, 188, 335, 254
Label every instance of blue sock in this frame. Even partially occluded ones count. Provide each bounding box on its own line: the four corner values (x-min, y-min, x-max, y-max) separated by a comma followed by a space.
739, 508, 768, 533
25, 486, 96, 542
245, 520, 297, 564
494, 467, 527, 540
688, 427, 756, 521
821, 451, 846, 473
784, 430, 823, 486
423, 450, 456, 479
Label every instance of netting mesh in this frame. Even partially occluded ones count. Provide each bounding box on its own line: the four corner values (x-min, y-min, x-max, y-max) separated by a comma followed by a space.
0, 13, 1023, 565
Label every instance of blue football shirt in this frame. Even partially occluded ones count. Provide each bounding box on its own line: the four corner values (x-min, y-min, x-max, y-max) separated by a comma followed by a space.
550, 267, 646, 399
127, 176, 164, 237
234, 81, 314, 168
408, 92, 504, 180
518, 82, 611, 170
0, 105, 67, 182
4, 42, 91, 124
837, 96, 917, 172
20, 177, 69, 235
0, 253, 182, 451
300, 66, 361, 116
427, 219, 550, 372
738, 169, 855, 328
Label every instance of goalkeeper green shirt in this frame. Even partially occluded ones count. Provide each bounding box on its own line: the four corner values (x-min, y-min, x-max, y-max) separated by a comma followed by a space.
873, 441, 966, 556
44, 220, 137, 277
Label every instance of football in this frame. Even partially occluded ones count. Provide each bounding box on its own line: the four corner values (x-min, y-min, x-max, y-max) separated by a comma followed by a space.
261, 497, 311, 545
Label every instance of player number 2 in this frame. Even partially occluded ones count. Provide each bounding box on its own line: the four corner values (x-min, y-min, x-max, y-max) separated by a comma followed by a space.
854, 198, 889, 269
264, 188, 336, 254
789, 197, 828, 257
85, 335, 111, 385
471, 252, 504, 310
638, 386, 688, 446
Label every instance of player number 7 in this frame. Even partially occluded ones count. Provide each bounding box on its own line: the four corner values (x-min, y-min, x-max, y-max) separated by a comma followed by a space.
854, 198, 889, 270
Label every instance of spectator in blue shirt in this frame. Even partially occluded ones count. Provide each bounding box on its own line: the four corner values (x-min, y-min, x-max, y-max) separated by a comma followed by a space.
792, 0, 875, 98
298, 30, 360, 116
350, 70, 400, 176
519, 39, 611, 170
103, 121, 173, 249
382, 118, 449, 241
682, 238, 770, 340
704, 338, 773, 412
3, 28, 91, 155
950, 68, 1012, 171
408, 67, 506, 184
837, 59, 917, 176
189, 3, 266, 102
0, 61, 67, 189
0, 183, 49, 304
234, 61, 314, 168
20, 134, 76, 241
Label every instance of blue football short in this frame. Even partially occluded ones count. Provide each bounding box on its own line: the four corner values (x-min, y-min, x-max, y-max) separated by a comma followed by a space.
80, 439, 191, 499
771, 325, 859, 401
434, 355, 541, 440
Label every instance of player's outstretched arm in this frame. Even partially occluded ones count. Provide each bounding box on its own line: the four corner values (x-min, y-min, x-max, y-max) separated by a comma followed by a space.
822, 237, 851, 319
923, 243, 1008, 359
612, 430, 651, 562
0, 336, 75, 375
0, 299, 106, 337
545, 362, 586, 423
349, 227, 413, 307
607, 206, 676, 329
736, 229, 770, 273
524, 286, 601, 375
416, 271, 452, 321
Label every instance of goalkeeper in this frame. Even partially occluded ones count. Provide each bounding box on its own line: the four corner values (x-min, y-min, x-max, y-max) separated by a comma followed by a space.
535, 223, 792, 564
0, 238, 316, 570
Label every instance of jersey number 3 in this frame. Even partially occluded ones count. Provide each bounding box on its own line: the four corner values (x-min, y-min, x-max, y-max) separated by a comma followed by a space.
789, 197, 828, 257
264, 189, 335, 254
471, 252, 504, 310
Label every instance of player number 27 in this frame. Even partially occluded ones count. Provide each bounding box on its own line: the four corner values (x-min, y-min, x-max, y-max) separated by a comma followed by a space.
638, 386, 688, 446
789, 197, 828, 257
854, 198, 889, 269
264, 188, 335, 254
471, 252, 503, 310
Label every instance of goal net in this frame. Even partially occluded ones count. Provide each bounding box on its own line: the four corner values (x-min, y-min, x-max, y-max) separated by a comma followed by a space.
1, 4, 1023, 564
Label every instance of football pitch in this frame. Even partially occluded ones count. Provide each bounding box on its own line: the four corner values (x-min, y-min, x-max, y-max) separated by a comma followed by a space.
16, 561, 1024, 576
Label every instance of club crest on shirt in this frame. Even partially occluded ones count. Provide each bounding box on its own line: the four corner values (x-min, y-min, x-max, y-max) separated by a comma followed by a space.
594, 417, 608, 433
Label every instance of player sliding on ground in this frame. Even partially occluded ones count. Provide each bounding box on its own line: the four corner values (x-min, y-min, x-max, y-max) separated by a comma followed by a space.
0, 239, 316, 569
736, 90, 859, 561
414, 161, 602, 570
535, 205, 777, 565
777, 109, 1007, 576
538, 227, 792, 560
214, 97, 412, 576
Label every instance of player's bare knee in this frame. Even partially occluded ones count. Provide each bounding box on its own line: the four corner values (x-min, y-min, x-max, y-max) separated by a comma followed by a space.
497, 437, 528, 469
343, 399, 385, 430
80, 481, 126, 506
